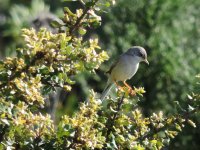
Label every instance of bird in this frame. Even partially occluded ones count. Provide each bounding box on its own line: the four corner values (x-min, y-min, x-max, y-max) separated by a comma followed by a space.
100, 46, 149, 101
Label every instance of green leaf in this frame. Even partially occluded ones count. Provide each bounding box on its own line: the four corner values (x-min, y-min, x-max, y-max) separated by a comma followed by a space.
1, 119, 10, 125
109, 105, 118, 113
51, 20, 64, 28
105, 2, 111, 7
188, 105, 194, 112
91, 20, 101, 28
63, 7, 74, 16
42, 85, 53, 95
175, 123, 182, 131
78, 28, 87, 35
187, 94, 193, 100
52, 75, 59, 83
65, 76, 75, 85
107, 133, 118, 149
188, 119, 196, 128
39, 66, 49, 74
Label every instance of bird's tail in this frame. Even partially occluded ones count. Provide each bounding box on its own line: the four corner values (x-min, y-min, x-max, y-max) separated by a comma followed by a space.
100, 82, 114, 101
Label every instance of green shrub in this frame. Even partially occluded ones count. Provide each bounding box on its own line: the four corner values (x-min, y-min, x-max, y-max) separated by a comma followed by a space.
0, 1, 199, 149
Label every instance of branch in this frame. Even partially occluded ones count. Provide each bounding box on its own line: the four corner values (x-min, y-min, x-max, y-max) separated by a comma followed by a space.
69, 0, 99, 35
105, 93, 125, 142
181, 106, 200, 120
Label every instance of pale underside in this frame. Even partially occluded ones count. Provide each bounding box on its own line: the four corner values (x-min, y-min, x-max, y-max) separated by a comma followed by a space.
110, 54, 139, 82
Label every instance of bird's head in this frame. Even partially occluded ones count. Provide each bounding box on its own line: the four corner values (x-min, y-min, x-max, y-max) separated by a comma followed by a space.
126, 46, 149, 65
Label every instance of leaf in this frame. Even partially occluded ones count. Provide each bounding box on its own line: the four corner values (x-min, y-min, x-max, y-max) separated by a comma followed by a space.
63, 85, 72, 91
65, 76, 75, 85
78, 28, 87, 35
39, 66, 49, 74
187, 94, 193, 100
134, 87, 146, 96
188, 119, 196, 128
116, 134, 125, 143
188, 105, 194, 112
42, 85, 53, 95
109, 105, 118, 113
51, 20, 64, 28
175, 123, 182, 131
105, 2, 111, 7
91, 21, 101, 28
1, 119, 10, 125
107, 133, 118, 149
63, 7, 75, 16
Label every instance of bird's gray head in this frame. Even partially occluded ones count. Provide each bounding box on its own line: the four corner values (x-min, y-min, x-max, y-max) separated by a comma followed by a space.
125, 46, 149, 65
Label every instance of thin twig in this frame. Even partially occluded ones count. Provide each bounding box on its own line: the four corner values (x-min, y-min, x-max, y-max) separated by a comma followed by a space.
78, 0, 85, 8
69, 0, 99, 35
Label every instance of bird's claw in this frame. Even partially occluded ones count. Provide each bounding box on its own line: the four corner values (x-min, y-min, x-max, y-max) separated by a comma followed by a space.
129, 89, 136, 96
121, 86, 136, 96
126, 87, 135, 96
116, 84, 136, 96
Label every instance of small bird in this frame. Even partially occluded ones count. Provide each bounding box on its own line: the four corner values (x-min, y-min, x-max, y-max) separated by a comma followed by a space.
100, 46, 149, 101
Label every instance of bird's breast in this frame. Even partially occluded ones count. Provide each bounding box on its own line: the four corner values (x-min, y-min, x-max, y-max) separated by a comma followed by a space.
110, 55, 139, 81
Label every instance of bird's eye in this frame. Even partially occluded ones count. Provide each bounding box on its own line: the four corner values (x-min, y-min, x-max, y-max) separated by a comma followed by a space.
139, 53, 143, 58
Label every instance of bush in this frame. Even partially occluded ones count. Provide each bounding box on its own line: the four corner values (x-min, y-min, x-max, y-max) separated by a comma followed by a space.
0, 0, 199, 149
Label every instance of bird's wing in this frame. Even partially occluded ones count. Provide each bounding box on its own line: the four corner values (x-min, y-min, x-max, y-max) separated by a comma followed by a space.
106, 57, 120, 74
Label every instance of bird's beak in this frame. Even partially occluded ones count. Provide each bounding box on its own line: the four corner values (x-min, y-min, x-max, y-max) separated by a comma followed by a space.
144, 59, 149, 65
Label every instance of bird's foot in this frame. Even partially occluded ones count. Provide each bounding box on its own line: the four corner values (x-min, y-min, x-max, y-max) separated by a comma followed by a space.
122, 81, 136, 96
114, 81, 125, 92
118, 86, 125, 92
129, 89, 136, 96
115, 83, 136, 96
121, 86, 136, 96
126, 88, 136, 96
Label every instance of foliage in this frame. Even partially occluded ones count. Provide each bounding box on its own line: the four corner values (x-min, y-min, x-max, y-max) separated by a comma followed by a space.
0, 0, 52, 56
55, 89, 200, 149
0, 0, 199, 149
98, 0, 200, 113
97, 1, 200, 148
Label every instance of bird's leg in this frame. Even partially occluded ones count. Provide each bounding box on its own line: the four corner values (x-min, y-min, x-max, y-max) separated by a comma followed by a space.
114, 81, 124, 91
123, 81, 132, 90
123, 81, 136, 95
